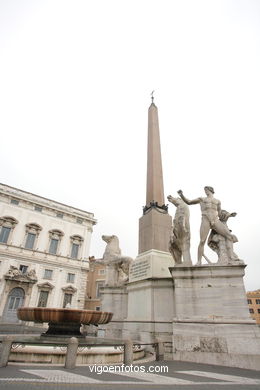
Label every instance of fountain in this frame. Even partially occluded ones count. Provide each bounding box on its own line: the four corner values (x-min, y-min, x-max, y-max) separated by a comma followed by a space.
5, 307, 146, 365
17, 307, 113, 337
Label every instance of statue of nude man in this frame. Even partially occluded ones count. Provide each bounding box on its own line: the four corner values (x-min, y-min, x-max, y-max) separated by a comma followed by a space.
177, 187, 238, 265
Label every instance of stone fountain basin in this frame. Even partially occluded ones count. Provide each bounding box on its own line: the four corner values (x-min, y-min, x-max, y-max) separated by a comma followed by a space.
17, 307, 113, 325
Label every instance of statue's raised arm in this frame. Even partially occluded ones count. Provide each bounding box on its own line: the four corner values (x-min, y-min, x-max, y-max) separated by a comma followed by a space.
177, 190, 201, 205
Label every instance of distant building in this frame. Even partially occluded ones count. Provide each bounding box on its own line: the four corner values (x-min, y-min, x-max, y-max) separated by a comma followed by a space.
0, 183, 96, 323
85, 257, 106, 311
247, 289, 260, 324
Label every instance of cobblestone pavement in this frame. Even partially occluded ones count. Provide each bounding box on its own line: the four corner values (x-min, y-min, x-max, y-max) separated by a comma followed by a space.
0, 361, 260, 390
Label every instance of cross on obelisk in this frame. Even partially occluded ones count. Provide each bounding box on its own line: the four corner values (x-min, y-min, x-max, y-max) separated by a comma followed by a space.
138, 94, 172, 254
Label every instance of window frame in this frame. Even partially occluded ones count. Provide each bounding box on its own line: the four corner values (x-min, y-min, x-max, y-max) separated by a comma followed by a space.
48, 229, 64, 255
43, 269, 53, 280
70, 235, 83, 259
24, 223, 42, 250
67, 273, 75, 283
0, 216, 18, 244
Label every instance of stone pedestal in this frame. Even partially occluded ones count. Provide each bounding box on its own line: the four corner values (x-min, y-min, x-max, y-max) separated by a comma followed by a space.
129, 249, 174, 283
170, 265, 260, 370
123, 278, 174, 343
122, 250, 175, 343
139, 210, 172, 254
100, 286, 128, 338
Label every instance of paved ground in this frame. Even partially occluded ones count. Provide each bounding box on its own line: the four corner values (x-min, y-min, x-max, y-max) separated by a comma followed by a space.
0, 361, 260, 390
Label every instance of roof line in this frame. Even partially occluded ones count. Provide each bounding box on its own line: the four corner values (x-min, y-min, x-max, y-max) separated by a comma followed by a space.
0, 183, 95, 218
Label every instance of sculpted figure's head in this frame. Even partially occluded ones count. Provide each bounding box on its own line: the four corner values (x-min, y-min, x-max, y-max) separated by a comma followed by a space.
102, 235, 115, 243
204, 186, 214, 195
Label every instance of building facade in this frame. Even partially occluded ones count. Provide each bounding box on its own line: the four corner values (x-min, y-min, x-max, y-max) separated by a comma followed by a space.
85, 257, 106, 311
0, 183, 96, 323
247, 289, 260, 324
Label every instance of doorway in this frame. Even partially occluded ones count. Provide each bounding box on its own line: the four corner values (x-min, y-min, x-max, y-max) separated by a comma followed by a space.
2, 287, 25, 322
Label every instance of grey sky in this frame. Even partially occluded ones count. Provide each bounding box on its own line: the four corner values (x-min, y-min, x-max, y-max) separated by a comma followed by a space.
0, 0, 259, 290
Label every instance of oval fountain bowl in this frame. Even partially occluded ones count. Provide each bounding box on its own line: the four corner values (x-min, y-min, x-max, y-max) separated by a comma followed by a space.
17, 307, 113, 325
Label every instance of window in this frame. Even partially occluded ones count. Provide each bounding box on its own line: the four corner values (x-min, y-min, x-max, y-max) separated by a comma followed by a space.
258, 309, 260, 313
48, 229, 63, 255
34, 205, 42, 212
0, 227, 11, 243
43, 269, 53, 279
67, 273, 75, 283
71, 243, 79, 259
56, 212, 63, 219
25, 233, 36, 249
70, 235, 83, 259
19, 265, 28, 274
49, 238, 59, 254
63, 293, 72, 308
38, 291, 49, 307
247, 299, 252, 304
8, 296, 22, 310
0, 216, 18, 244
256, 299, 260, 304
11, 199, 19, 205
99, 269, 105, 275
95, 306, 101, 311
24, 223, 41, 250
249, 308, 254, 313
96, 281, 105, 298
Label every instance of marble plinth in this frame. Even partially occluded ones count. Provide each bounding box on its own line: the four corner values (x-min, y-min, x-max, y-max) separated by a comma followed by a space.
100, 286, 128, 338
169, 265, 260, 370
123, 274, 175, 343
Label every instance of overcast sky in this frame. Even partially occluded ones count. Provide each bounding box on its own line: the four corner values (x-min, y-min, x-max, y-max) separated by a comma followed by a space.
1, 0, 259, 291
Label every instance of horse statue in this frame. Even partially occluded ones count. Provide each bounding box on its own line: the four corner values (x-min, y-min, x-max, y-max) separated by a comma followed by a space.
96, 235, 133, 286
167, 195, 192, 265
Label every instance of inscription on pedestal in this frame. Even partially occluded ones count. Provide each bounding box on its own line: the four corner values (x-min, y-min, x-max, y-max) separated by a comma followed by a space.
129, 258, 151, 282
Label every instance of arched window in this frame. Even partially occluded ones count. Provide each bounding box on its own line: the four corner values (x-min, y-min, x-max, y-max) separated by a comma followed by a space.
48, 229, 64, 255
70, 235, 84, 259
24, 223, 42, 250
0, 216, 18, 244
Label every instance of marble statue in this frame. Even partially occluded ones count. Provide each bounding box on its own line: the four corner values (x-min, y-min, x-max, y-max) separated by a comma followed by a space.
96, 235, 133, 286
178, 187, 238, 265
207, 210, 243, 265
167, 195, 192, 265
6, 266, 22, 277
5, 266, 38, 282
27, 269, 37, 280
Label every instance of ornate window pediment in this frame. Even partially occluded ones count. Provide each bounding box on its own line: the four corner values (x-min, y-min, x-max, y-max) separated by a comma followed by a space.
26, 223, 42, 234
49, 229, 64, 239
0, 216, 18, 227
37, 281, 54, 290
70, 235, 83, 243
4, 266, 37, 283
62, 285, 77, 294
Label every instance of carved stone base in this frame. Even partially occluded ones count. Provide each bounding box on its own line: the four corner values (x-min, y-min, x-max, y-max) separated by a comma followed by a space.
169, 264, 260, 370
172, 321, 260, 370
169, 264, 252, 321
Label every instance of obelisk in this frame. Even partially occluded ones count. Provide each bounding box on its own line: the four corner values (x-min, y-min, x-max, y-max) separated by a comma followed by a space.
124, 96, 175, 342
138, 96, 172, 254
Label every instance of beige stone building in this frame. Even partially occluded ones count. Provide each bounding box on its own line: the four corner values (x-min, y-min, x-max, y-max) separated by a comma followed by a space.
85, 257, 106, 311
0, 183, 96, 323
247, 289, 260, 324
